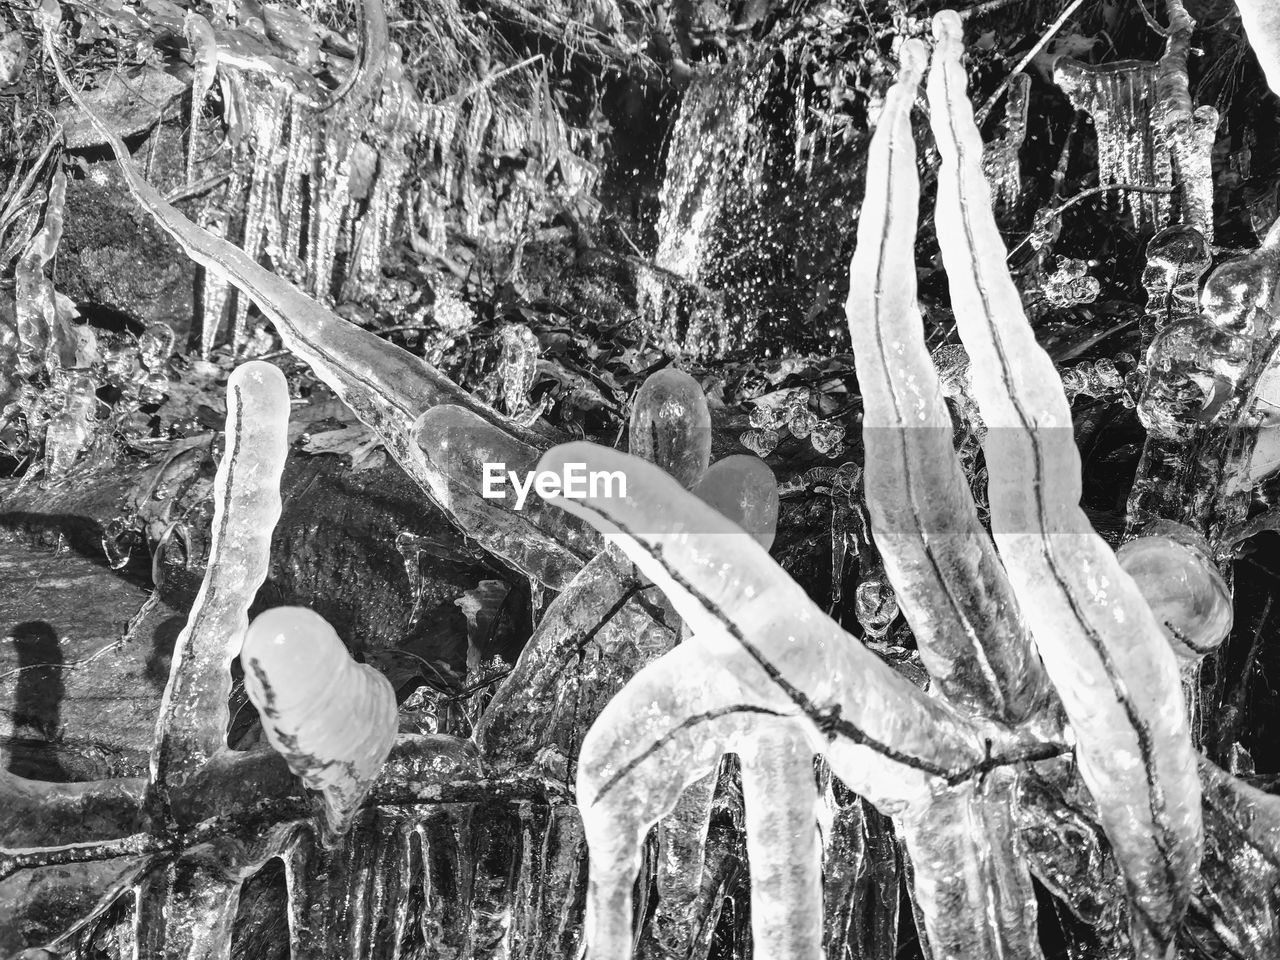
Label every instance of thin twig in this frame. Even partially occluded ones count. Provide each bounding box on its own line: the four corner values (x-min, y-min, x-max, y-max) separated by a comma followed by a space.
974, 0, 1088, 126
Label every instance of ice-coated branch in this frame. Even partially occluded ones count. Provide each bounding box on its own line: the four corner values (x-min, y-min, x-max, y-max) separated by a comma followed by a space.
42, 16, 586, 593
412, 405, 599, 588
574, 639, 825, 960
535, 443, 997, 783
899, 772, 1043, 960
151, 361, 289, 797
928, 11, 1201, 953
845, 36, 1046, 724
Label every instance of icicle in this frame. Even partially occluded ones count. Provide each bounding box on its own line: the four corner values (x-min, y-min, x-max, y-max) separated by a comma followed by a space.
628, 368, 712, 489
419, 807, 469, 959
1054, 58, 1171, 231
15, 168, 68, 374
899, 771, 1043, 960
199, 212, 234, 358
233, 86, 288, 350
982, 72, 1030, 212
739, 724, 823, 960
42, 368, 97, 480
1115, 521, 1232, 659
310, 123, 354, 300
151, 360, 290, 793
929, 12, 1202, 952
279, 99, 319, 268
184, 12, 218, 185
241, 606, 399, 838
497, 324, 541, 418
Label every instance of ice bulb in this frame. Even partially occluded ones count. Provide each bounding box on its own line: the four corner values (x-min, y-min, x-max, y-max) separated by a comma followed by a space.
628, 368, 712, 488
691, 454, 779, 550
241, 606, 399, 837
1117, 522, 1233, 660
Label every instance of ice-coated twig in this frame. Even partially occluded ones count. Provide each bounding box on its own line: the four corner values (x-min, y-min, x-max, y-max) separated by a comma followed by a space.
536, 443, 997, 784
151, 360, 289, 797
241, 607, 400, 839
845, 36, 1046, 724
928, 11, 1201, 952
573, 638, 811, 960
43, 25, 586, 593
899, 771, 1043, 960
412, 404, 599, 588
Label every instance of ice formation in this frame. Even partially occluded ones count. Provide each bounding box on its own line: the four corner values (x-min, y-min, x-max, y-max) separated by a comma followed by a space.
151, 360, 289, 793
691, 454, 780, 550
25, 4, 1280, 957
1114, 521, 1232, 660
242, 606, 400, 837
628, 367, 713, 489
46, 33, 596, 597
931, 11, 1201, 951
535, 15, 1209, 959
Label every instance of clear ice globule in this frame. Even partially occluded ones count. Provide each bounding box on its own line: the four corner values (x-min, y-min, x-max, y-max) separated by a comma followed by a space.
691, 454, 780, 550
1115, 521, 1232, 660
628, 368, 712, 489
242, 606, 400, 838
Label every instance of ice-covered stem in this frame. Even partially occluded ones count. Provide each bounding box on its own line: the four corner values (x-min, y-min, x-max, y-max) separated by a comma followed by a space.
929, 11, 1202, 954
1237, 0, 1280, 99
573, 639, 825, 960
899, 771, 1044, 960
151, 361, 289, 800
845, 38, 1046, 723
1155, 0, 1218, 240
43, 20, 582, 592
412, 405, 598, 588
537, 443, 1002, 783
242, 607, 400, 839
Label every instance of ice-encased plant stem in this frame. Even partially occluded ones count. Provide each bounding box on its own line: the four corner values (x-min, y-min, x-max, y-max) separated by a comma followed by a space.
928, 10, 1201, 955
41, 14, 590, 592
151, 360, 289, 795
